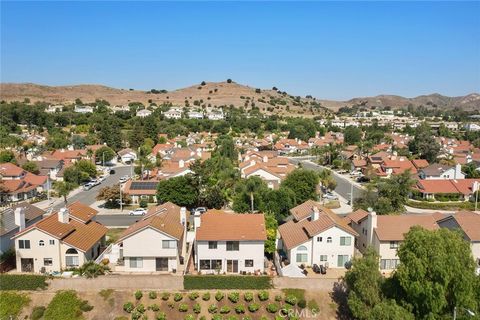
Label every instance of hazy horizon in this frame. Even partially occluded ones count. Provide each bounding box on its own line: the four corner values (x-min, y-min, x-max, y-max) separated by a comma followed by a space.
1, 1, 479, 100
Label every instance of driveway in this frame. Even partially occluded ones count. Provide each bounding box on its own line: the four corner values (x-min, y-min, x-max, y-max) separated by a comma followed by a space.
48, 274, 183, 291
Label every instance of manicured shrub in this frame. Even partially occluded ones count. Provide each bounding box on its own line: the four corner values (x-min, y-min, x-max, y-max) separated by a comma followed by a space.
193, 303, 201, 314
228, 291, 240, 303
243, 292, 254, 302
215, 291, 224, 301
134, 290, 143, 300
179, 303, 188, 312
188, 291, 199, 300
297, 299, 307, 309
248, 303, 260, 312
185, 315, 195, 320
208, 304, 218, 314
149, 291, 157, 299
275, 295, 282, 302
149, 304, 160, 311
307, 299, 319, 312
242, 316, 252, 320
220, 306, 231, 314
183, 276, 272, 290
30, 306, 46, 320
80, 299, 94, 312
258, 290, 269, 301
123, 302, 134, 313
202, 292, 211, 301
131, 310, 142, 320
234, 304, 246, 314
0, 274, 48, 290
136, 304, 146, 313
174, 293, 183, 302
285, 294, 297, 306
212, 315, 222, 320
226, 316, 238, 320
161, 292, 170, 301
167, 302, 175, 309
156, 312, 166, 320
266, 303, 279, 313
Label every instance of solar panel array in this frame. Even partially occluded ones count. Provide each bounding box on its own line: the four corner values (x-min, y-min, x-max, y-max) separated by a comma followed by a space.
130, 182, 158, 190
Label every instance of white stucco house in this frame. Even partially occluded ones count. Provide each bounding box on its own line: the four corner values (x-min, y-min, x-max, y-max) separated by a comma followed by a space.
117, 148, 137, 164
419, 163, 465, 180
115, 202, 188, 273
277, 200, 357, 269
163, 107, 183, 119
194, 211, 266, 274
12, 202, 107, 273
136, 109, 152, 118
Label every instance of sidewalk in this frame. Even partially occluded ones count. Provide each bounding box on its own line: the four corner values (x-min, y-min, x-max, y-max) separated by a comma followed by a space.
34, 186, 83, 210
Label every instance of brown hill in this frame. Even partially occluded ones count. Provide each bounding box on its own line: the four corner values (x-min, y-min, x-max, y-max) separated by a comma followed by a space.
1, 82, 479, 113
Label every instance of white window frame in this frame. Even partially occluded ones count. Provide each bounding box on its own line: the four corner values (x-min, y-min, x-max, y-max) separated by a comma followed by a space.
162, 240, 176, 249
320, 255, 327, 262
65, 255, 79, 267
340, 237, 351, 246
19, 240, 30, 249
44, 258, 53, 266
245, 259, 254, 267
129, 257, 143, 268
39, 240, 45, 247
326, 237, 332, 243
49, 239, 55, 245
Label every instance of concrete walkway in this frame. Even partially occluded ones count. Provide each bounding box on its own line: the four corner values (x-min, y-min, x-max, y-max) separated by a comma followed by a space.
47, 274, 183, 291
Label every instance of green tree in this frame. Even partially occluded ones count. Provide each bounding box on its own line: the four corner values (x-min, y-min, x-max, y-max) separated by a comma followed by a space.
394, 227, 479, 319
54, 181, 75, 204
94, 146, 116, 164
344, 126, 362, 145
0, 150, 16, 163
96, 184, 131, 208
216, 135, 236, 160
232, 177, 268, 213
260, 187, 296, 222
281, 169, 319, 204
156, 176, 198, 207
75, 160, 97, 178
408, 123, 441, 163
21, 161, 39, 174
368, 300, 414, 320
264, 213, 278, 255
462, 163, 480, 179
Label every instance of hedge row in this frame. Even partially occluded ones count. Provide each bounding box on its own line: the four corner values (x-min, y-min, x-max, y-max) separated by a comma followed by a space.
407, 200, 475, 211
184, 275, 272, 290
0, 274, 48, 291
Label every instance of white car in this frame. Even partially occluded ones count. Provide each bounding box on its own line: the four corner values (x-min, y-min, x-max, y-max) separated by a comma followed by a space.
323, 192, 338, 200
83, 182, 94, 191
97, 175, 106, 182
119, 175, 130, 184
129, 208, 147, 216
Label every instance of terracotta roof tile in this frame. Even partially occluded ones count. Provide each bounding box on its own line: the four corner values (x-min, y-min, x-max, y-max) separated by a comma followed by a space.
375, 215, 439, 241
67, 201, 99, 223
196, 212, 267, 241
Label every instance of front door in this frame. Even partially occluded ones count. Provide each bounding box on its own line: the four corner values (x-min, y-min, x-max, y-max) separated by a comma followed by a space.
226, 260, 238, 273
156, 258, 169, 271
21, 258, 34, 272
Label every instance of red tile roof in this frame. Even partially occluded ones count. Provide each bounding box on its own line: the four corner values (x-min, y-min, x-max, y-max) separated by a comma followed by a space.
196, 212, 267, 241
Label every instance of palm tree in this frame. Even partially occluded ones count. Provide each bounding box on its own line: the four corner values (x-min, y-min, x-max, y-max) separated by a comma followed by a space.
245, 177, 264, 213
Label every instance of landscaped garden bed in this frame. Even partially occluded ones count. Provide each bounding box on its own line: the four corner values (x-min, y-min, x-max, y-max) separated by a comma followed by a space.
0, 274, 48, 291
184, 275, 273, 290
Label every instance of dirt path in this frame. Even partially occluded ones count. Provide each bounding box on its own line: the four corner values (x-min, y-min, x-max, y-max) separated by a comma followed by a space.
273, 277, 338, 291
48, 274, 183, 291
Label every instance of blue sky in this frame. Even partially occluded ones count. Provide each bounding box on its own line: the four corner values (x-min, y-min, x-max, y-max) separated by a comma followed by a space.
1, 1, 479, 100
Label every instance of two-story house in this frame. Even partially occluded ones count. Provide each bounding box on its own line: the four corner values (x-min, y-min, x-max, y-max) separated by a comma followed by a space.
277, 200, 357, 269
13, 202, 107, 273
419, 163, 465, 180
115, 202, 187, 273
194, 211, 266, 274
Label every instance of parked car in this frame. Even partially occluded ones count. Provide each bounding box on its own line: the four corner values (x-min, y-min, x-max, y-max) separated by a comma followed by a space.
312, 264, 321, 274
129, 208, 147, 216
83, 182, 94, 191
90, 179, 100, 186
350, 171, 362, 177
119, 175, 130, 183
192, 207, 207, 215
323, 192, 338, 200
97, 175, 106, 182
109, 169, 116, 175
357, 176, 370, 183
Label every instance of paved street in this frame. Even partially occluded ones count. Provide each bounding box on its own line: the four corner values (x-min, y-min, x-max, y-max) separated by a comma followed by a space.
52, 165, 132, 211
289, 158, 365, 203
96, 214, 142, 227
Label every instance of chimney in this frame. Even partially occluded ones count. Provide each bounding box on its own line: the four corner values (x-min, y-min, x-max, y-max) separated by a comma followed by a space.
263, 155, 268, 163
179, 159, 185, 168
311, 206, 320, 221
14, 207, 26, 231
366, 208, 377, 246
454, 163, 462, 179
180, 207, 187, 226
194, 212, 201, 230
58, 207, 69, 224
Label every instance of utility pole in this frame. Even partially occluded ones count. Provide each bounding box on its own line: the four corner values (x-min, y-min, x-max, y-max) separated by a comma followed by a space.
102, 152, 105, 168
119, 183, 123, 212
350, 182, 354, 206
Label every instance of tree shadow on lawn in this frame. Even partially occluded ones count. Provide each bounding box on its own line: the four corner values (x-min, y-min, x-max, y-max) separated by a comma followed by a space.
330, 280, 352, 320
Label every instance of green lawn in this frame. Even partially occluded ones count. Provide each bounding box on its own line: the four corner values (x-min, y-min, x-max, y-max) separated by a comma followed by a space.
106, 228, 126, 244
44, 290, 92, 320
0, 291, 30, 319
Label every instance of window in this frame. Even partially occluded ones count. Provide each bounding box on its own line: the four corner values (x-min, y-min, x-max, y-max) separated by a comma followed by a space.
129, 257, 143, 268
44, 258, 53, 266
162, 240, 176, 249
317, 237, 322, 242
65, 256, 79, 267
320, 255, 327, 262
326, 237, 332, 243
19, 240, 30, 249
49, 240, 55, 245
340, 237, 351, 246
39, 240, 45, 247
65, 248, 78, 254
208, 241, 217, 249
389, 241, 399, 249
337, 255, 349, 268
211, 260, 222, 270
226, 241, 239, 251
380, 259, 400, 270
296, 253, 308, 263
200, 260, 211, 270
245, 260, 254, 267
